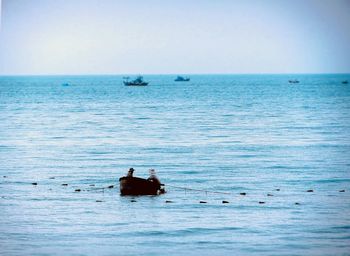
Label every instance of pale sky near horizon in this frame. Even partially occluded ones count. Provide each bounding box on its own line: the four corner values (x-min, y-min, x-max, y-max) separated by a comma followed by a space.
0, 0, 350, 75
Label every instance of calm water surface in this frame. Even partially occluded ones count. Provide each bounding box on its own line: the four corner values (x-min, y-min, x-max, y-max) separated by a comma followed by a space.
0, 74, 350, 255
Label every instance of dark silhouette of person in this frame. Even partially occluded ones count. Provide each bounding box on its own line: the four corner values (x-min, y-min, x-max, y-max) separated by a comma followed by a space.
127, 168, 134, 178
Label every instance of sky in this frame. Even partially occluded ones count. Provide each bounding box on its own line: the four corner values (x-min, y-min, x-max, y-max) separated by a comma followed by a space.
0, 0, 349, 75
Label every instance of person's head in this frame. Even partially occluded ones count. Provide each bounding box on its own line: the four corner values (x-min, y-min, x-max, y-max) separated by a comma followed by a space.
129, 168, 134, 172
149, 169, 155, 175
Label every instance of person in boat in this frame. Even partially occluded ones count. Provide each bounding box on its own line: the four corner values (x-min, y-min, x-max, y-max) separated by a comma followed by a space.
147, 169, 161, 188
127, 168, 135, 178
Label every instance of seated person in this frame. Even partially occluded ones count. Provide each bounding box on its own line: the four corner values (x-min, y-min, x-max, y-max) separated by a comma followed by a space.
147, 169, 161, 189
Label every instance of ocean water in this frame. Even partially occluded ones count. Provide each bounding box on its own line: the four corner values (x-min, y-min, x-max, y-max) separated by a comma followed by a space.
0, 74, 350, 255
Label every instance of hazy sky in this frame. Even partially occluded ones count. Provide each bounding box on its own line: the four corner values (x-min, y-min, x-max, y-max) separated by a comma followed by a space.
0, 0, 350, 75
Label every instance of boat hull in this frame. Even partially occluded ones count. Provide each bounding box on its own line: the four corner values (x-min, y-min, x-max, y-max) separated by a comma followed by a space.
288, 80, 299, 84
174, 79, 190, 82
123, 82, 148, 86
119, 177, 160, 195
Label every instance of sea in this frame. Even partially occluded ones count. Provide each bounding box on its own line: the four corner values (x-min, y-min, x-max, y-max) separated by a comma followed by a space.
0, 74, 350, 255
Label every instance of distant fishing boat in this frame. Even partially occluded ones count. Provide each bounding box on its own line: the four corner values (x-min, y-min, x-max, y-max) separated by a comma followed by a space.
119, 176, 165, 195
174, 76, 190, 82
342, 80, 348, 84
123, 76, 148, 86
288, 79, 299, 84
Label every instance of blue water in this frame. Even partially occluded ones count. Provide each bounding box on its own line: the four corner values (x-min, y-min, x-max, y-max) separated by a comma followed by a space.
0, 74, 350, 255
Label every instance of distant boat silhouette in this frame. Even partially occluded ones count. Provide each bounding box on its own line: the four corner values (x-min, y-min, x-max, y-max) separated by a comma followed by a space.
123, 76, 148, 86
288, 79, 299, 84
342, 80, 348, 84
174, 76, 190, 82
62, 83, 70, 86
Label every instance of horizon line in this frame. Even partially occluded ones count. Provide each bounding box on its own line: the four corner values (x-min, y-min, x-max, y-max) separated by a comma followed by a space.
1, 72, 350, 77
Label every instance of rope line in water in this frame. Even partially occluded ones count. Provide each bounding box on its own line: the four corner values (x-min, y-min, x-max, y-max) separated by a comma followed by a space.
86, 184, 117, 191
86, 183, 232, 195
165, 184, 232, 195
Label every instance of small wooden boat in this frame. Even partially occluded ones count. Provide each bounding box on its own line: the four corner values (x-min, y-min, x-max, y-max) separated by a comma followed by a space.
119, 176, 164, 195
